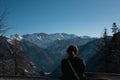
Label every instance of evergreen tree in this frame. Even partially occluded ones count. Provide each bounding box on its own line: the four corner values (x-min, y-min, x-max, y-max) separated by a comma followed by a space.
111, 22, 118, 34
102, 28, 110, 72
103, 28, 108, 44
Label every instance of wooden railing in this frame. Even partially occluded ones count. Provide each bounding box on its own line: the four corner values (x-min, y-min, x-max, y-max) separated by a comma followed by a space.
0, 72, 120, 80
0, 75, 59, 80
86, 72, 120, 80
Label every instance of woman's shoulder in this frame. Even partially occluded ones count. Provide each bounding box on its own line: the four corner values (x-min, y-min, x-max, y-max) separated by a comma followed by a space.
61, 58, 67, 63
75, 56, 84, 62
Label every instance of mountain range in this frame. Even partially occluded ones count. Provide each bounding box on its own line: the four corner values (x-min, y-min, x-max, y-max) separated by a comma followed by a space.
8, 33, 95, 73
21, 33, 92, 48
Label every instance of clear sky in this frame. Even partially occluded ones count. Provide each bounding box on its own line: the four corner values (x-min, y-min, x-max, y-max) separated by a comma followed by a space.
0, 0, 120, 37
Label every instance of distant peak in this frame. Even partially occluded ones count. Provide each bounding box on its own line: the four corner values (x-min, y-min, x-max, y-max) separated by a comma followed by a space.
10, 34, 23, 41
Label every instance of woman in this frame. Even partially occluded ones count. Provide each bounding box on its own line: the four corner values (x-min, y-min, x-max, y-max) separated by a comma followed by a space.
61, 44, 86, 80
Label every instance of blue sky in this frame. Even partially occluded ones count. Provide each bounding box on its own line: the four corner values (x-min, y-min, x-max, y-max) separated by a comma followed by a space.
0, 0, 120, 37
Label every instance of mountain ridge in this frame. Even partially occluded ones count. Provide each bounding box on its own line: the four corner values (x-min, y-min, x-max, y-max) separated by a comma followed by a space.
9, 33, 94, 48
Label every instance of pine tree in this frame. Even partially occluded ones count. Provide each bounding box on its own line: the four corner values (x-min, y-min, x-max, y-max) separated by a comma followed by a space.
103, 28, 108, 45
111, 22, 118, 34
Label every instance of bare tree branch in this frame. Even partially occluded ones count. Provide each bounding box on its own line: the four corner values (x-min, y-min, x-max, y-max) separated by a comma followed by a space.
0, 9, 10, 36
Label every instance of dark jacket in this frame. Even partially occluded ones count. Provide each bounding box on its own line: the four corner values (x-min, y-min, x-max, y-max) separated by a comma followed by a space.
61, 56, 85, 80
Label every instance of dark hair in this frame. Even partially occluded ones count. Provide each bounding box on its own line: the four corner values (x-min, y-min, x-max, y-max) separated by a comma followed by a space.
67, 44, 78, 55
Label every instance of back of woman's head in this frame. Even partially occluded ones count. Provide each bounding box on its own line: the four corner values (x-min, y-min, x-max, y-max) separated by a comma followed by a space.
67, 44, 78, 56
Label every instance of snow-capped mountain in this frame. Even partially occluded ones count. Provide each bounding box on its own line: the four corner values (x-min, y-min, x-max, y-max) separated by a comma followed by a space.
7, 33, 96, 73
22, 33, 81, 48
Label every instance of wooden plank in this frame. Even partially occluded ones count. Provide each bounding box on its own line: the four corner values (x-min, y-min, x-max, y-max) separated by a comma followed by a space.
1, 72, 120, 80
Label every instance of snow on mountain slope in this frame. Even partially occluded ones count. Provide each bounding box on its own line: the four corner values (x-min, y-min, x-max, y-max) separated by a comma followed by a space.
22, 33, 79, 48
9, 33, 94, 48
